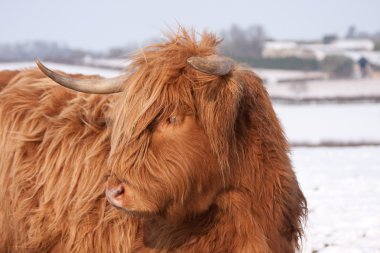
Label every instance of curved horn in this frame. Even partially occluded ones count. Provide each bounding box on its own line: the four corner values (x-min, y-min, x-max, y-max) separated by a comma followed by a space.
187, 55, 234, 76
36, 60, 124, 94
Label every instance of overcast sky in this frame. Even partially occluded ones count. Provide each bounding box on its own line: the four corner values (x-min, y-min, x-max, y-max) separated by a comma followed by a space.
1, 0, 379, 51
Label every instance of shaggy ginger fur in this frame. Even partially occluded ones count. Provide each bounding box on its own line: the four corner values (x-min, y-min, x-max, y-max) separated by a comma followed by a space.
0, 28, 306, 253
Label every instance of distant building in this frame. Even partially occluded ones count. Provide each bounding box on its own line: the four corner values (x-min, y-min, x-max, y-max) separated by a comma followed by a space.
262, 39, 379, 67
304, 39, 378, 65
263, 41, 316, 59
330, 39, 375, 51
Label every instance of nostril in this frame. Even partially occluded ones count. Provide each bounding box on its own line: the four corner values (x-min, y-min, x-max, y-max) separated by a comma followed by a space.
106, 185, 125, 200
113, 185, 125, 198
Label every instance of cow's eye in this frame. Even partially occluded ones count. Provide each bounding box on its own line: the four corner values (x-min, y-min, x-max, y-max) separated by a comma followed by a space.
168, 116, 177, 124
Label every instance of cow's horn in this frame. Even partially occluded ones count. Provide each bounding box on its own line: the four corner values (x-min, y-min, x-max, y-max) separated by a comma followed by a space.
36, 60, 124, 94
187, 55, 233, 76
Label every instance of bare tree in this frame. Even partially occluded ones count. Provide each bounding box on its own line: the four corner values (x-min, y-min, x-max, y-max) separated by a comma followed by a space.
219, 24, 266, 59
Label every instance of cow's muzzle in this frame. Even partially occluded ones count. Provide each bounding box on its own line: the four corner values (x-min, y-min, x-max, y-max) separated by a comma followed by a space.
105, 184, 125, 208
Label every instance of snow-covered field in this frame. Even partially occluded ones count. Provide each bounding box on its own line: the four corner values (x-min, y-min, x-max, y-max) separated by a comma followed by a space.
1, 62, 379, 252
267, 78, 380, 102
273, 103, 380, 252
274, 104, 380, 145
255, 68, 328, 84
293, 147, 380, 253
0, 61, 120, 77
276, 103, 380, 252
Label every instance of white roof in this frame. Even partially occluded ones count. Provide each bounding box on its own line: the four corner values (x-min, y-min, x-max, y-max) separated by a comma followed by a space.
331, 39, 375, 51
264, 41, 298, 50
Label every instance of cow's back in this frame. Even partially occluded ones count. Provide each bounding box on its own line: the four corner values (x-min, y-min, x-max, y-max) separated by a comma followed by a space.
0, 69, 132, 252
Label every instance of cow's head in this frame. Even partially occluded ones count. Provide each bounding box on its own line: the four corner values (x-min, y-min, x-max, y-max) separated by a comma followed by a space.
37, 30, 257, 222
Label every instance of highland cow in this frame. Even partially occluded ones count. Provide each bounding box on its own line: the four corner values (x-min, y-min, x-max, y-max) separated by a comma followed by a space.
0, 28, 306, 252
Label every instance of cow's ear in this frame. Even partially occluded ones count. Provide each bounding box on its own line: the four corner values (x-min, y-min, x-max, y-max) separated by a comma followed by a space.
193, 75, 243, 170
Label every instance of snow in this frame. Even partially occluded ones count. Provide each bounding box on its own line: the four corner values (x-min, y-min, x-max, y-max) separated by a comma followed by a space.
0, 61, 121, 78
274, 104, 380, 145
83, 56, 130, 69
275, 102, 380, 252
267, 78, 380, 101
293, 147, 380, 253
255, 69, 328, 84
276, 100, 380, 252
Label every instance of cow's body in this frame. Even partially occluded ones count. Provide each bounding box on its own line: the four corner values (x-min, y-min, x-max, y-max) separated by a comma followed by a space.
0, 30, 306, 252
0, 70, 128, 252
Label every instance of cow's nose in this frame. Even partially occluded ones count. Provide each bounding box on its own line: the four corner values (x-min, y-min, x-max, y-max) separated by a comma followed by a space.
105, 185, 125, 207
